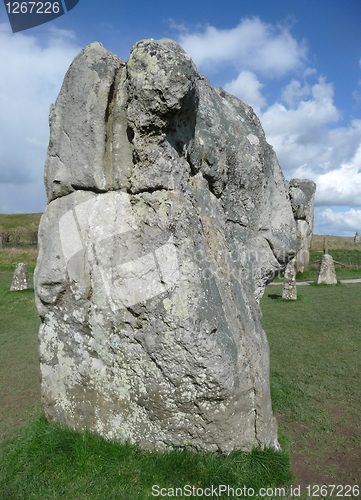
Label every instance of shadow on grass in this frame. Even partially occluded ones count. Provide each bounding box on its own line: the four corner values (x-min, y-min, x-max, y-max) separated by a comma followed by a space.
0, 412, 293, 500
267, 293, 304, 302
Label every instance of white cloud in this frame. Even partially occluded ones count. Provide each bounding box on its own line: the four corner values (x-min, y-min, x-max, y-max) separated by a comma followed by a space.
281, 79, 311, 108
303, 67, 317, 78
252, 73, 361, 224
262, 77, 339, 138
314, 207, 361, 236
258, 78, 361, 231
258, 77, 347, 183
314, 144, 361, 206
176, 17, 308, 77
224, 71, 266, 112
0, 24, 81, 212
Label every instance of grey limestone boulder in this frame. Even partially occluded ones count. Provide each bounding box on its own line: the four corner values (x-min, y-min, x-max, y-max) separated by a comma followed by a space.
34, 39, 297, 453
316, 253, 337, 285
282, 258, 297, 300
10, 263, 30, 291
288, 179, 316, 273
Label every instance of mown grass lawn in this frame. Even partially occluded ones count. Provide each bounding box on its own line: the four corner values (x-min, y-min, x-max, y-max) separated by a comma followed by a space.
261, 283, 361, 488
0, 271, 41, 441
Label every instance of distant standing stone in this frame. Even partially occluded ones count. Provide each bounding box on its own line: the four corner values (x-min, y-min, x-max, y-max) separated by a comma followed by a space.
316, 254, 337, 285
288, 179, 316, 273
282, 258, 297, 300
354, 231, 360, 243
10, 263, 30, 291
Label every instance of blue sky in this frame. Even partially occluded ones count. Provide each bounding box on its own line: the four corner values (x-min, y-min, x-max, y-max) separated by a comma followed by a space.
1, 0, 361, 236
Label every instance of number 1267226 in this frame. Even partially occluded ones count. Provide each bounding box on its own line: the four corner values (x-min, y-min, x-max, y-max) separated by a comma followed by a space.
5, 2, 60, 14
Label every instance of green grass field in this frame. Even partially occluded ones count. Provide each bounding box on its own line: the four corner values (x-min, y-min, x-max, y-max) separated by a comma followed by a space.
0, 272, 40, 440
0, 247, 39, 273
0, 221, 360, 499
261, 285, 361, 487
0, 213, 42, 231
271, 248, 361, 283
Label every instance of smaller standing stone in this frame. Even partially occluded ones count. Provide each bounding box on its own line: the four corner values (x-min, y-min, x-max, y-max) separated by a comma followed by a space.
288, 178, 316, 273
10, 263, 30, 291
282, 258, 297, 300
354, 231, 360, 243
316, 254, 337, 285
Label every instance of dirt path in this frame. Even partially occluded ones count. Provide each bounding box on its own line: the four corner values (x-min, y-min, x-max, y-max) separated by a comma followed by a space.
270, 278, 361, 286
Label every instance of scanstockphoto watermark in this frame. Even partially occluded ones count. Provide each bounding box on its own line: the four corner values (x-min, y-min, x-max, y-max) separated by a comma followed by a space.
186, 244, 287, 285
152, 484, 360, 497
152, 484, 295, 497
3, 0, 79, 33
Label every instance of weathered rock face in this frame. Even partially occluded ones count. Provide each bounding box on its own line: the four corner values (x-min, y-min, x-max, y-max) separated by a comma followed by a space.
354, 230, 360, 243
316, 253, 337, 285
34, 39, 297, 453
288, 179, 316, 273
282, 258, 297, 300
10, 263, 30, 291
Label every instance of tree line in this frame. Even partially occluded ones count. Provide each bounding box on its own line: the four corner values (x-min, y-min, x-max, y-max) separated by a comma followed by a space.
0, 229, 38, 246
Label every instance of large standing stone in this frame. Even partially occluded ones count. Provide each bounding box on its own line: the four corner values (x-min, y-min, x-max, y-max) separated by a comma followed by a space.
34, 39, 297, 453
288, 179, 316, 273
282, 258, 297, 300
354, 231, 360, 243
316, 254, 337, 285
10, 263, 30, 291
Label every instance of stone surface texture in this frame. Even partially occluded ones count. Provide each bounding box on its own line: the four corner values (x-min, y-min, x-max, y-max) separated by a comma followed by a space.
354, 231, 360, 243
316, 254, 337, 285
10, 263, 30, 291
288, 179, 316, 273
34, 39, 297, 453
282, 258, 297, 300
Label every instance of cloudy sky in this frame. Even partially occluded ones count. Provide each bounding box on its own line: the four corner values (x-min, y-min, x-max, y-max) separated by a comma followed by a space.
1, 0, 361, 236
